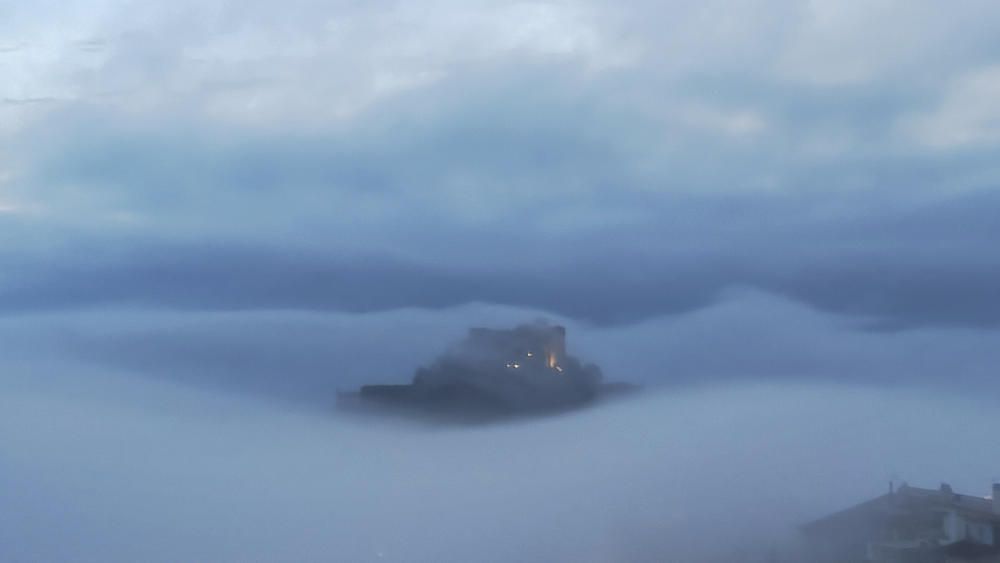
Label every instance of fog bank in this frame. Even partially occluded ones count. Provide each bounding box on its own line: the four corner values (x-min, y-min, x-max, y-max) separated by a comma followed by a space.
3, 295, 999, 561
3, 366, 998, 562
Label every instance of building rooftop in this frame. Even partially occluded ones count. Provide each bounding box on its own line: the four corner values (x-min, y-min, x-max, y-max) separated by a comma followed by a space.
803, 483, 1000, 533
801, 482, 1000, 562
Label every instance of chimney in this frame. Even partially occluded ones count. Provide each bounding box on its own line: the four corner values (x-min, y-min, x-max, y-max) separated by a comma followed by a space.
992, 483, 1000, 514
940, 483, 954, 498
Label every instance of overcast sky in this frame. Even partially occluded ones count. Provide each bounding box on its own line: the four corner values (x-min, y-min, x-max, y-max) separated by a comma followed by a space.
3, 0, 1000, 329
2, 2, 1000, 561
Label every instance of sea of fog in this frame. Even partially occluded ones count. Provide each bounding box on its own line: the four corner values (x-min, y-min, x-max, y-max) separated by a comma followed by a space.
2, 293, 999, 562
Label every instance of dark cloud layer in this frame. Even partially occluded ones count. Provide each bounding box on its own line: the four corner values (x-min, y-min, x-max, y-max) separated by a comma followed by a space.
4, 52, 998, 330
0, 240, 722, 324
4, 183, 998, 329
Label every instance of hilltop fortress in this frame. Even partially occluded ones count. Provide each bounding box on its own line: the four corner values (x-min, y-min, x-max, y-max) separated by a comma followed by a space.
351, 322, 632, 419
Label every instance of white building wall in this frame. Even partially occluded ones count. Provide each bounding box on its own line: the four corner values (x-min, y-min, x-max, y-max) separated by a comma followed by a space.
945, 511, 963, 543
943, 511, 995, 546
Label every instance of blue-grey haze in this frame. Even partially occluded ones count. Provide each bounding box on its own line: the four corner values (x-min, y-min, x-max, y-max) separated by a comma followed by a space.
2, 1, 1000, 560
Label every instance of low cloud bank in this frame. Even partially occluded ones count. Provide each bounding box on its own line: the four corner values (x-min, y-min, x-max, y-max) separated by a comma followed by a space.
4, 291, 997, 407
2, 368, 998, 562
1, 293, 999, 561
